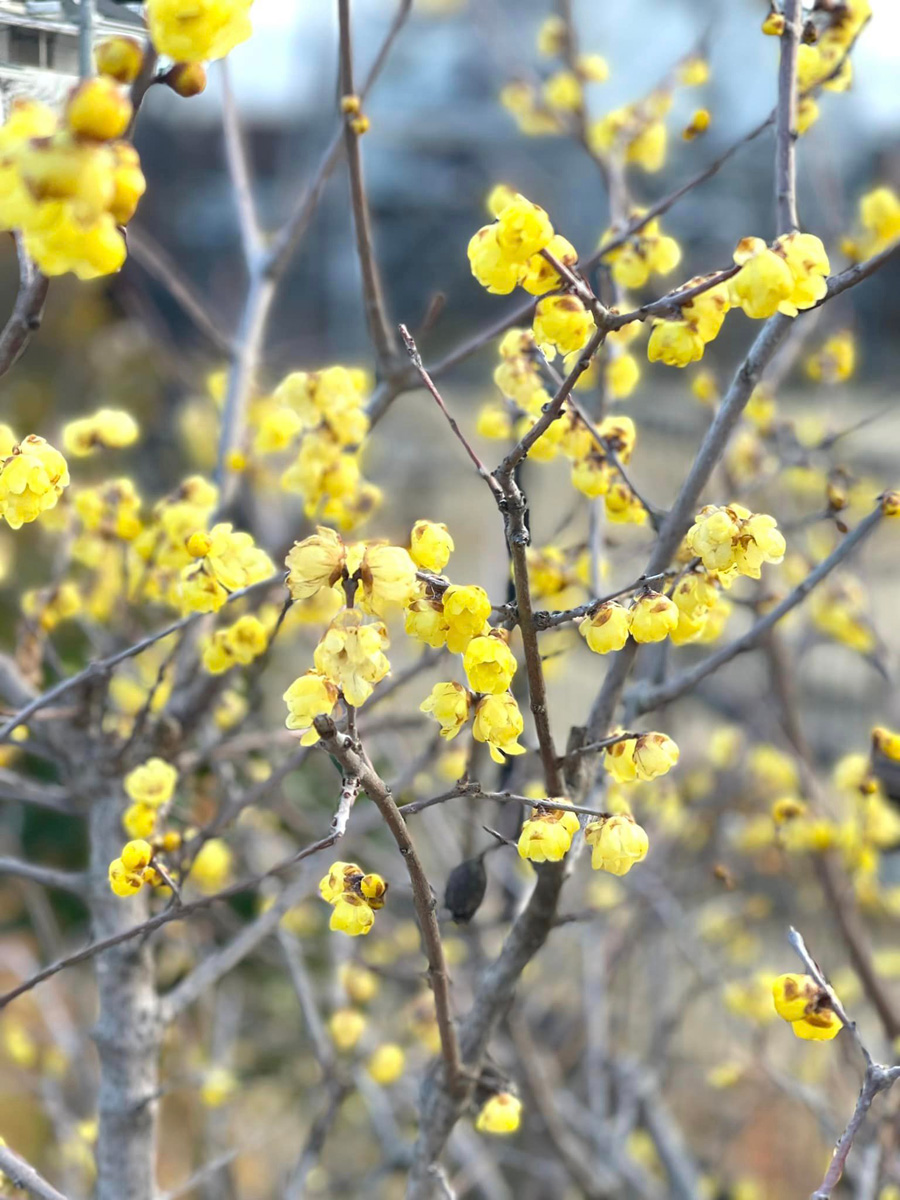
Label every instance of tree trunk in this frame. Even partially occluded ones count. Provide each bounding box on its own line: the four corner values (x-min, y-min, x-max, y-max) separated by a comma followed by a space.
88, 787, 160, 1200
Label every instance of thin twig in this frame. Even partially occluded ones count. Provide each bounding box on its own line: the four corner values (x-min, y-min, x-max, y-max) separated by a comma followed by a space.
314, 716, 465, 1098
399, 325, 503, 501
338, 0, 398, 372
775, 0, 801, 233
0, 1144, 69, 1200
630, 506, 883, 714
0, 572, 282, 744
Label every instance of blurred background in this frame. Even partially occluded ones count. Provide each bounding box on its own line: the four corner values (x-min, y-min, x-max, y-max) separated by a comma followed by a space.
0, 1, 898, 1197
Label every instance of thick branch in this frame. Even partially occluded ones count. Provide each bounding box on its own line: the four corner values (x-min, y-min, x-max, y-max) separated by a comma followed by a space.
0, 239, 49, 382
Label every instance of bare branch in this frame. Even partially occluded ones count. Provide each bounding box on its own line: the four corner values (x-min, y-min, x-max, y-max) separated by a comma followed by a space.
630, 506, 884, 714
775, 0, 802, 233
0, 1143, 69, 1200
0, 857, 85, 895
314, 716, 464, 1098
0, 238, 49, 383
0, 572, 282, 744
220, 59, 262, 264
338, 0, 398, 371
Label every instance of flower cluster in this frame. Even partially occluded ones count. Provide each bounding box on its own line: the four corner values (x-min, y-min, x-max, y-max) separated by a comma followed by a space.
180, 522, 274, 614
604, 732, 680, 785
108, 838, 159, 898
771, 973, 842, 1042
841, 185, 900, 262
62, 409, 139, 458
0, 79, 145, 279
0, 436, 69, 530
517, 804, 581, 863
578, 589, 682, 652
122, 757, 178, 841
274, 366, 379, 530
647, 274, 731, 368
468, 194, 596, 359
599, 211, 681, 290
145, 0, 253, 63
318, 861, 388, 937
201, 611, 273, 674
731, 232, 830, 320
686, 504, 786, 585
584, 813, 649, 875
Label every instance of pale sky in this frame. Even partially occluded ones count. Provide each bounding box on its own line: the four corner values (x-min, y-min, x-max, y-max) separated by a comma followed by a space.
161, 0, 900, 134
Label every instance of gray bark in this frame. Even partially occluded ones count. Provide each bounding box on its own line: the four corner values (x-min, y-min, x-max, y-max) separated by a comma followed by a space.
88, 783, 160, 1200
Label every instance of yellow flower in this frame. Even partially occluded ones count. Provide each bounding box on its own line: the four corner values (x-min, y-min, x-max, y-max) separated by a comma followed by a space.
468, 225, 522, 294
860, 186, 900, 247
146, 0, 253, 62
805, 330, 856, 383
678, 57, 709, 86
476, 1092, 522, 1135
628, 591, 679, 643
314, 609, 390, 707
682, 280, 730, 343
123, 803, 157, 840
647, 320, 705, 368
66, 77, 132, 141
283, 671, 340, 743
329, 1007, 367, 1048
473, 692, 527, 763
882, 491, 900, 519
95, 35, 144, 83
633, 733, 679, 781
420, 682, 471, 740
409, 519, 454, 572
356, 543, 418, 616
0, 436, 70, 530
108, 838, 153, 897
404, 597, 450, 648
762, 10, 785, 35
200, 1067, 236, 1108
189, 839, 232, 893
442, 584, 492, 653
201, 613, 270, 674
683, 108, 711, 140
584, 813, 649, 875
731, 237, 795, 319
367, 1043, 405, 1085
690, 369, 719, 405
772, 973, 820, 1022
319, 861, 361, 905
63, 408, 139, 457
285, 527, 347, 600
533, 295, 595, 358
606, 352, 640, 399
604, 737, 637, 784
543, 70, 582, 113
331, 894, 375, 937
494, 194, 554, 264
775, 231, 830, 316
519, 234, 578, 295
792, 1012, 841, 1041
463, 633, 517, 694
578, 54, 610, 83
517, 806, 580, 863
477, 404, 514, 439
873, 727, 900, 763
124, 757, 178, 808
686, 504, 784, 582
579, 602, 631, 654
